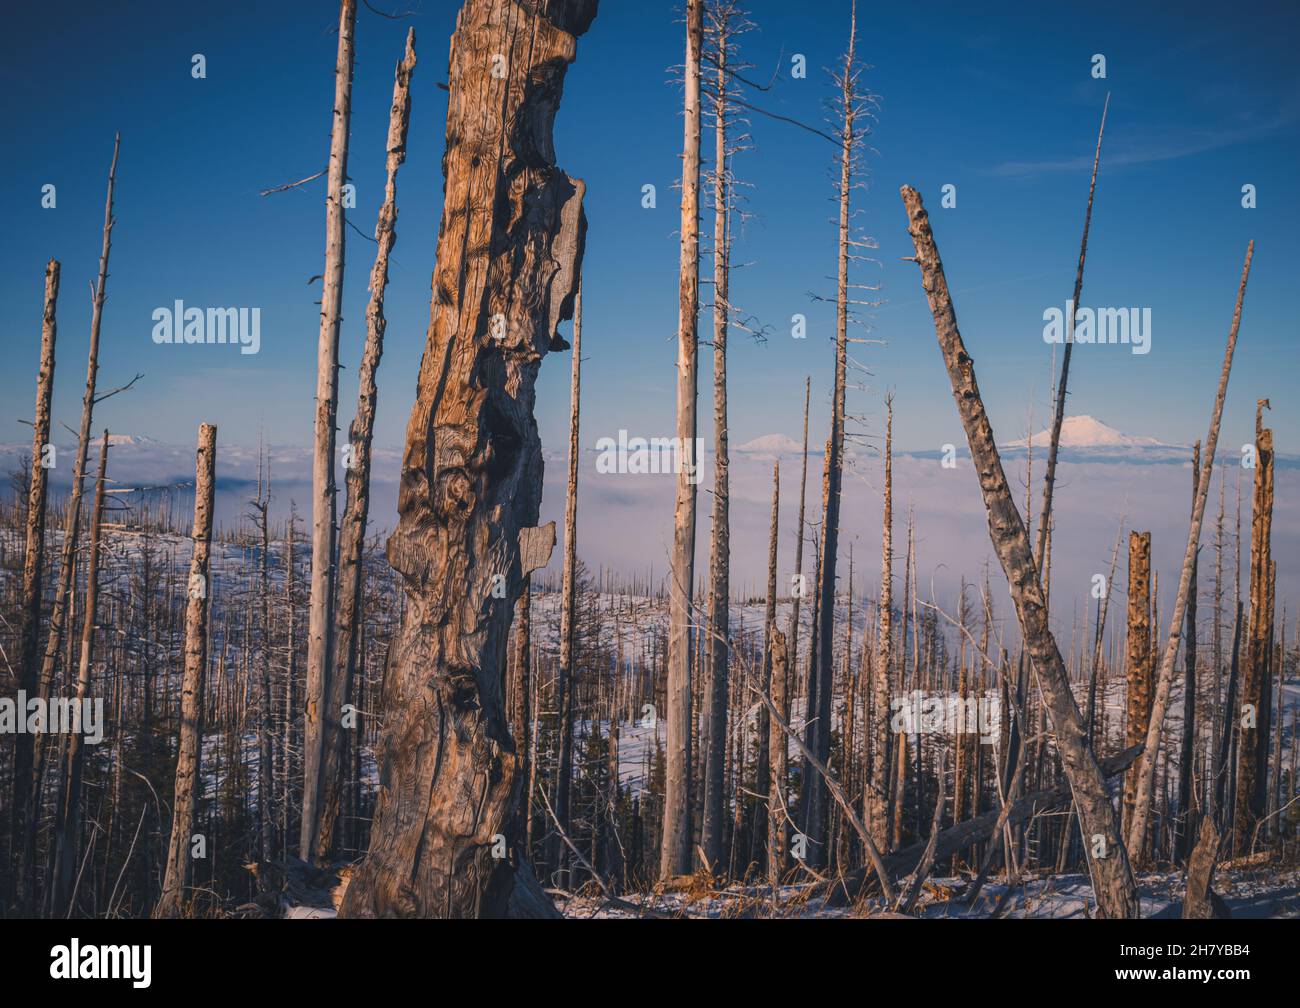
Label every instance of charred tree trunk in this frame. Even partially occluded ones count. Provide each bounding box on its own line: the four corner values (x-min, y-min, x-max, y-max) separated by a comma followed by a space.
318, 27, 417, 864
900, 184, 1139, 919
339, 0, 594, 918
155, 423, 217, 919
662, 0, 702, 880
302, 0, 357, 861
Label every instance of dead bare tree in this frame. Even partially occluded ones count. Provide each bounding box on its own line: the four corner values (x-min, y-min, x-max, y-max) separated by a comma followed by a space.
1233, 398, 1273, 851
22, 136, 120, 912
900, 184, 1139, 919
302, 0, 357, 861
339, 0, 594, 918
1128, 242, 1253, 857
10, 258, 59, 910
867, 393, 893, 849
662, 0, 703, 880
552, 281, 583, 886
155, 423, 217, 919
317, 25, 417, 865
48, 433, 110, 918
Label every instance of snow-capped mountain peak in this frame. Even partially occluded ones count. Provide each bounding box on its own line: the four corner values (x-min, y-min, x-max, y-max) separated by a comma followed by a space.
1006, 415, 1164, 449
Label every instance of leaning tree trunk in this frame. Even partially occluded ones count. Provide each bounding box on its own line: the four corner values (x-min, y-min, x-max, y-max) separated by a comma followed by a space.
662, 0, 702, 880
301, 0, 357, 861
155, 423, 217, 919
900, 185, 1139, 919
10, 258, 58, 910
1128, 242, 1253, 857
317, 25, 417, 865
339, 0, 594, 919
48, 433, 109, 918
22, 137, 119, 912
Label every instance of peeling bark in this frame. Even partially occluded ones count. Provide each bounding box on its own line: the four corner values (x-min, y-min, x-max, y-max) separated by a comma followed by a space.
340, 0, 594, 918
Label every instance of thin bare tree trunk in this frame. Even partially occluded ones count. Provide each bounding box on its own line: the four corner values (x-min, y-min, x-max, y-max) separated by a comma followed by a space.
700, 22, 732, 871
662, 0, 702, 879
1176, 442, 1201, 862
23, 137, 119, 911
48, 433, 110, 918
339, 0, 593, 918
302, 0, 357, 861
1033, 95, 1109, 571
753, 460, 779, 866
155, 423, 217, 919
867, 395, 893, 849
317, 25, 416, 865
808, 2, 859, 869
768, 626, 788, 884
1128, 242, 1253, 856
553, 282, 583, 885
787, 376, 811, 689
901, 185, 1139, 919
10, 258, 59, 911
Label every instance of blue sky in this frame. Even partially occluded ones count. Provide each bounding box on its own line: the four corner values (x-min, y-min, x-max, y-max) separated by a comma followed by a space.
2, 0, 1297, 469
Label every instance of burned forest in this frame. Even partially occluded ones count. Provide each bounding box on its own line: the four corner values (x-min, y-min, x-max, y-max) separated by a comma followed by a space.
1, 0, 1297, 964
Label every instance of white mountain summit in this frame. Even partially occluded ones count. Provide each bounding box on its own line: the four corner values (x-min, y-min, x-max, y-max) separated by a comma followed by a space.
1005, 415, 1167, 450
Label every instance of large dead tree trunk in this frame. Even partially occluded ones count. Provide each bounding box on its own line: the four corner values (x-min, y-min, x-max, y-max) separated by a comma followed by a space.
302, 0, 357, 861
317, 26, 417, 865
22, 137, 119, 912
155, 423, 216, 919
1121, 530, 1153, 852
1233, 399, 1273, 851
662, 0, 702, 880
1128, 242, 1253, 856
10, 258, 59, 910
900, 185, 1139, 919
339, 0, 594, 919
48, 433, 110, 918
